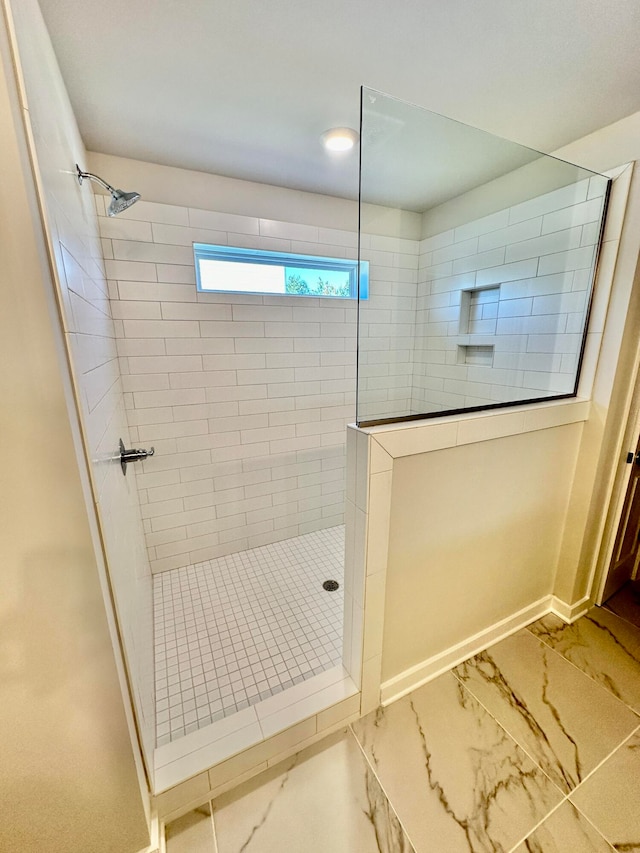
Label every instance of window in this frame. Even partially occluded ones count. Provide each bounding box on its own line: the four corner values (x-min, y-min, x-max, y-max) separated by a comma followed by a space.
193, 243, 368, 299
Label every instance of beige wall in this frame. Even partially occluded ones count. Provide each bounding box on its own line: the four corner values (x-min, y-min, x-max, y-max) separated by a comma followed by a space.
551, 114, 640, 602
6, 0, 156, 767
0, 4, 150, 851
382, 424, 581, 680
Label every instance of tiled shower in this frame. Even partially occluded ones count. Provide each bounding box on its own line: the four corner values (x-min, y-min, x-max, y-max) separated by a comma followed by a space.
102, 202, 361, 573
99, 199, 374, 746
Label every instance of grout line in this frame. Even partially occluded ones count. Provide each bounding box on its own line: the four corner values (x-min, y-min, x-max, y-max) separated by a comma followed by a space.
450, 626, 640, 838
432, 648, 630, 850
567, 721, 640, 799
505, 797, 569, 853
355, 658, 617, 853
525, 612, 640, 718
347, 724, 419, 853
562, 800, 618, 852
569, 800, 616, 853
449, 667, 570, 799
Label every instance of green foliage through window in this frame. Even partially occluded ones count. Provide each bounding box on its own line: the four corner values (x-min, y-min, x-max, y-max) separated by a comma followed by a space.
285, 273, 350, 297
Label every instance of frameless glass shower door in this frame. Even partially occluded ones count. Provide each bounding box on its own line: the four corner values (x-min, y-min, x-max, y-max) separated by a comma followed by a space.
356, 87, 610, 427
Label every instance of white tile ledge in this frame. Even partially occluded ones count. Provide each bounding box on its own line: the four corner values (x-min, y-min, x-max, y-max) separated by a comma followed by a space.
153, 667, 358, 793
352, 397, 590, 459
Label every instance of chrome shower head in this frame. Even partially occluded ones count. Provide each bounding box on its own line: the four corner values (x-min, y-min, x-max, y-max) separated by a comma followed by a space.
107, 188, 141, 217
76, 164, 141, 217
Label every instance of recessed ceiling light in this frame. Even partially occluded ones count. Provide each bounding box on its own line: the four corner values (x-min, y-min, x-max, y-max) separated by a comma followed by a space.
320, 127, 359, 152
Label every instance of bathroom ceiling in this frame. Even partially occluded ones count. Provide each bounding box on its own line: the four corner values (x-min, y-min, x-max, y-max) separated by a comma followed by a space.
37, 0, 640, 209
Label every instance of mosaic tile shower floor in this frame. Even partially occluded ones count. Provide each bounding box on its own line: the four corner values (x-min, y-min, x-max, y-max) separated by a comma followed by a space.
153, 526, 344, 746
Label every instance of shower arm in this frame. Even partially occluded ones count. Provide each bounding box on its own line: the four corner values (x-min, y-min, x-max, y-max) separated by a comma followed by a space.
76, 164, 117, 195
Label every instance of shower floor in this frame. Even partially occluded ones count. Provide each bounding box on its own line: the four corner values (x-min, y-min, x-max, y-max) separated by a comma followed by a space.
153, 526, 344, 746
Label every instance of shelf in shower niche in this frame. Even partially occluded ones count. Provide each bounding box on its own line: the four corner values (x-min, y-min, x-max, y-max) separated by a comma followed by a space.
457, 344, 495, 367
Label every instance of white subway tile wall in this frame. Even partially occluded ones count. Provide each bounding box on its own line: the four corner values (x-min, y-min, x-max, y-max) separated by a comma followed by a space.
106, 179, 606, 472
101, 206, 380, 570
154, 526, 344, 745
356, 233, 419, 421
411, 178, 608, 415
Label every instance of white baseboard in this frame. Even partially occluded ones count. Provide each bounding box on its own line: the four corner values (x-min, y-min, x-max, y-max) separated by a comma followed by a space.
550, 594, 592, 623
380, 595, 554, 706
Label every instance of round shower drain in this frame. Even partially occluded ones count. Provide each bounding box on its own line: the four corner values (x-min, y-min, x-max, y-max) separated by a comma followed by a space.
323, 580, 340, 592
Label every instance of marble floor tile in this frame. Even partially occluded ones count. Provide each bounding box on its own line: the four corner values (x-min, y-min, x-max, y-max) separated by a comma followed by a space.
570, 730, 640, 852
512, 801, 615, 852
528, 609, 640, 713
351, 671, 563, 853
454, 629, 639, 793
165, 804, 215, 853
211, 728, 415, 853
605, 581, 640, 630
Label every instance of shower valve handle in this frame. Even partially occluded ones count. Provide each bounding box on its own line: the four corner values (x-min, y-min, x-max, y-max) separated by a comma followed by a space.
119, 438, 155, 475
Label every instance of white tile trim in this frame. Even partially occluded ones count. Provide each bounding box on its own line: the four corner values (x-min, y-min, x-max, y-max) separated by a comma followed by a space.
153, 667, 358, 793
360, 397, 590, 459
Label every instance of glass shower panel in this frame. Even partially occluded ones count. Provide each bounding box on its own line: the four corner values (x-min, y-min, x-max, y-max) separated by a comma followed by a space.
357, 87, 610, 426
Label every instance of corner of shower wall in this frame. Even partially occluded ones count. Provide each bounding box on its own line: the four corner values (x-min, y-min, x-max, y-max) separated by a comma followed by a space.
6, 0, 156, 776
357, 211, 421, 424
344, 423, 393, 714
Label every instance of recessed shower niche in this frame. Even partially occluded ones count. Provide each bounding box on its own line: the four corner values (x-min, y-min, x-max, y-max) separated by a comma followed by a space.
459, 286, 500, 335
455, 286, 499, 367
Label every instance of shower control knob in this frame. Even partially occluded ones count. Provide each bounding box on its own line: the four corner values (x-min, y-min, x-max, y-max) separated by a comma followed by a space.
119, 439, 155, 475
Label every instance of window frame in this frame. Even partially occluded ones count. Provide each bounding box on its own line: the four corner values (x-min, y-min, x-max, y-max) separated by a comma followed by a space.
193, 243, 368, 300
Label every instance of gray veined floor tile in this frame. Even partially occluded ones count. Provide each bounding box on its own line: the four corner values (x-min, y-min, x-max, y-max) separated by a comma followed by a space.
351, 671, 563, 853
528, 608, 640, 713
512, 801, 615, 852
165, 803, 215, 853
211, 728, 415, 853
570, 729, 640, 852
454, 629, 639, 793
